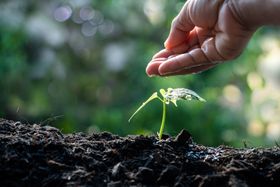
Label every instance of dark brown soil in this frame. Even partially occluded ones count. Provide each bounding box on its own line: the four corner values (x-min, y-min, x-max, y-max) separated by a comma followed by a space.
1, 119, 280, 187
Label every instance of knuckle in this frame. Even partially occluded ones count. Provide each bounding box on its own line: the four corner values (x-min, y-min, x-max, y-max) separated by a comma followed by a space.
174, 56, 186, 68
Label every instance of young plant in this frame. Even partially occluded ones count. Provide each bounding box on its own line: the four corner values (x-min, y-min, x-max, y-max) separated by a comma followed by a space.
129, 88, 206, 140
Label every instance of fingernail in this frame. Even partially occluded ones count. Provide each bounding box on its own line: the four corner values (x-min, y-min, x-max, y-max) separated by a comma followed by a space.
148, 74, 158, 77
146, 68, 158, 77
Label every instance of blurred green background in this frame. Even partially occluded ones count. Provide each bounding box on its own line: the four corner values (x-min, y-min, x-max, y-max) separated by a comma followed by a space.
1, 0, 280, 147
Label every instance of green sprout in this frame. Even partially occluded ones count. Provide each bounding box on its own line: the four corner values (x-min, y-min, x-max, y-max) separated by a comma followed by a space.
129, 88, 206, 140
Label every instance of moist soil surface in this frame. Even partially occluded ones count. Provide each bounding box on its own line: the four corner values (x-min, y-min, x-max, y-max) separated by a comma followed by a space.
1, 119, 280, 187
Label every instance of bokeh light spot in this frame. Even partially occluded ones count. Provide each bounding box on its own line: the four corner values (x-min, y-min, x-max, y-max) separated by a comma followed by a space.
247, 72, 263, 90
99, 21, 115, 36
80, 7, 95, 21
143, 0, 165, 25
89, 11, 104, 25
223, 85, 242, 107
81, 22, 97, 37
54, 5, 72, 22
267, 122, 280, 140
247, 121, 264, 137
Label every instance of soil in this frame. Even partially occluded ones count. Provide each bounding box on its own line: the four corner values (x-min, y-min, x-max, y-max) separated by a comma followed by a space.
1, 119, 280, 187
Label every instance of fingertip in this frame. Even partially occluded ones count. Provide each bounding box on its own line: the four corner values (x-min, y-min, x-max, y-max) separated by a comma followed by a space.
158, 62, 169, 76
146, 67, 157, 77
146, 60, 163, 77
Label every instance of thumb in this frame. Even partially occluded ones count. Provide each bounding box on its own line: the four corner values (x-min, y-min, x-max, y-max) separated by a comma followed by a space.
164, 2, 194, 50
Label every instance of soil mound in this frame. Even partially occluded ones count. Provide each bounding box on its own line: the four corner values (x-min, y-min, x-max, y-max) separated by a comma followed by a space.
0, 119, 280, 186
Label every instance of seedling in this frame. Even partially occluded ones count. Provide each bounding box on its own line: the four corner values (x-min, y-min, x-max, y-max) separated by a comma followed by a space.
129, 88, 205, 140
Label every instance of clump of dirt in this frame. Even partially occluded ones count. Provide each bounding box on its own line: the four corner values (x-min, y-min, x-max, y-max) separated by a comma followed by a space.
0, 119, 280, 187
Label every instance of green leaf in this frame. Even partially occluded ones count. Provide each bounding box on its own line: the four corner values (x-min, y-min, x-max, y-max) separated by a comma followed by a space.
128, 92, 160, 122
159, 89, 166, 98
160, 88, 171, 104
163, 88, 206, 106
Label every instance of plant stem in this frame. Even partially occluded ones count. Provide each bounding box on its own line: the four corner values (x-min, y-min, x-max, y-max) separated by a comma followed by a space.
158, 99, 166, 140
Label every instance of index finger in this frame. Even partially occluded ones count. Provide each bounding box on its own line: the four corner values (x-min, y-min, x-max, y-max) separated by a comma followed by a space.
164, 1, 194, 50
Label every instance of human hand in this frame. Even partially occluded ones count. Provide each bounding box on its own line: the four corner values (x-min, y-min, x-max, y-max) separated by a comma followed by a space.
146, 0, 256, 76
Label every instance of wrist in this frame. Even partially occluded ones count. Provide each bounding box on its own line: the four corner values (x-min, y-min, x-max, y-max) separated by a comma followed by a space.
228, 0, 280, 29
